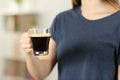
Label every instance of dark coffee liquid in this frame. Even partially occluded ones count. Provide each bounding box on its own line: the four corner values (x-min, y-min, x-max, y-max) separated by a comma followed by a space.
30, 34, 50, 55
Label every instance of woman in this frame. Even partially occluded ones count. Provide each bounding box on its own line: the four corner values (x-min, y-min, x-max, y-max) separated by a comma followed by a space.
20, 0, 120, 80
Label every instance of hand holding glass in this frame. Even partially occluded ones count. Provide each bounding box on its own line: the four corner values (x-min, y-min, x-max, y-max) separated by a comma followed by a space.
29, 28, 50, 56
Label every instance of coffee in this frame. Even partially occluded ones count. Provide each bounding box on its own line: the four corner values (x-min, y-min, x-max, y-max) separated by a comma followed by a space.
30, 33, 50, 55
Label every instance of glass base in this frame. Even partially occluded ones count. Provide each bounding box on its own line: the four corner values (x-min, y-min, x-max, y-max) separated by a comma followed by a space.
34, 51, 48, 56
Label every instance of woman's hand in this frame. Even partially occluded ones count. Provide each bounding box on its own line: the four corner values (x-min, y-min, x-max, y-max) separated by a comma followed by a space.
20, 32, 33, 55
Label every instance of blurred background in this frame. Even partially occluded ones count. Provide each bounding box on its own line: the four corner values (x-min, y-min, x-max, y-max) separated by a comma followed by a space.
0, 0, 72, 80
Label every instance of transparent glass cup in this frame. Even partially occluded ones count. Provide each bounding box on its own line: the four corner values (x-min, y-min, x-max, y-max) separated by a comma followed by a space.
29, 28, 50, 56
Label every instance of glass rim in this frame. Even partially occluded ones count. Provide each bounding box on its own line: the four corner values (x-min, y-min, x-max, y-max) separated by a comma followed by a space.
29, 28, 50, 34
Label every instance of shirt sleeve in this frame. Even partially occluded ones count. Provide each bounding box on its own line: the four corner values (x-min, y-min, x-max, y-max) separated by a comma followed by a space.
50, 15, 60, 42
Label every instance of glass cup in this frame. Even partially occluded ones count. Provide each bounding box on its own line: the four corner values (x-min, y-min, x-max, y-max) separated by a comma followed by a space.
29, 28, 50, 56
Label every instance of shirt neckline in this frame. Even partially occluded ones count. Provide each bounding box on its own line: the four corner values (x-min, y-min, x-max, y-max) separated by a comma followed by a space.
76, 6, 120, 22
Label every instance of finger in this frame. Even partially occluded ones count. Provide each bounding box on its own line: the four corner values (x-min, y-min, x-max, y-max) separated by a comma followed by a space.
21, 33, 30, 39
21, 43, 33, 49
20, 33, 29, 42
21, 38, 31, 44
20, 36, 31, 44
24, 49, 33, 55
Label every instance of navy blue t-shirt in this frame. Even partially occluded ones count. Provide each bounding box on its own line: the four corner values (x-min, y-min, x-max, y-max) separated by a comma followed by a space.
50, 7, 120, 80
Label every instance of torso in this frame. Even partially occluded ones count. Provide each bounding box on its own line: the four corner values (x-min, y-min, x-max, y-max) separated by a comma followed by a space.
50, 6, 120, 80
